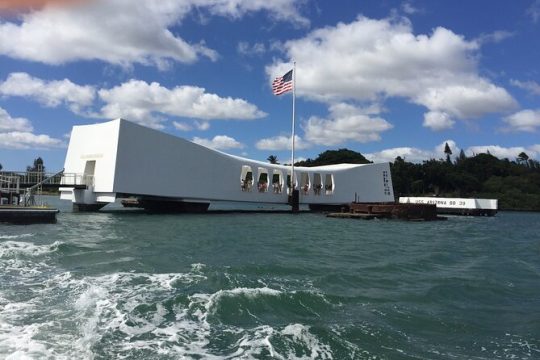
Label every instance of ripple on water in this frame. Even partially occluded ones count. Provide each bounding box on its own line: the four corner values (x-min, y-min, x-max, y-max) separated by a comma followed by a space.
0, 259, 348, 359
0, 209, 539, 359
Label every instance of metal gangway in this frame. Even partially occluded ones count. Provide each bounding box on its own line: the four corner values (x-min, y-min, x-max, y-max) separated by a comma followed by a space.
0, 170, 93, 207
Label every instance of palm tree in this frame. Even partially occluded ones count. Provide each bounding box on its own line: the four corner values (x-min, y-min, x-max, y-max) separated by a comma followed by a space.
267, 155, 278, 164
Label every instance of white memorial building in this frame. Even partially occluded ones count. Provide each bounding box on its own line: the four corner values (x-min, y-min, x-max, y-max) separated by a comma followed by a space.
60, 119, 394, 211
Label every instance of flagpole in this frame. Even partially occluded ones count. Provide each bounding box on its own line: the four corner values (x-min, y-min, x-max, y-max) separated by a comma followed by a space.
289, 61, 299, 212
291, 61, 296, 194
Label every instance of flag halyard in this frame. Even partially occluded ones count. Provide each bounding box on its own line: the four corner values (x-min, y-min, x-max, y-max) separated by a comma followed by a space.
272, 69, 293, 96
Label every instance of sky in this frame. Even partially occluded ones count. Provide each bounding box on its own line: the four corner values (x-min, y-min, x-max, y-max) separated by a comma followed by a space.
1, 0, 540, 171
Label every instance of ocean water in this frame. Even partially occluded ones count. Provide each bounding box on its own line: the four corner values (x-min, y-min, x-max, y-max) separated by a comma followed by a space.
0, 197, 539, 359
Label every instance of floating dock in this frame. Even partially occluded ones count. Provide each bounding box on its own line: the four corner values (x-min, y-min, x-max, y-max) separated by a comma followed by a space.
0, 206, 59, 224
327, 202, 445, 221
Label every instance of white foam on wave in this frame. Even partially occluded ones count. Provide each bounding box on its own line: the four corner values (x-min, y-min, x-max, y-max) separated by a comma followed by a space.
185, 287, 335, 359
0, 263, 336, 359
65, 268, 216, 358
73, 283, 113, 357
0, 240, 62, 258
0, 295, 57, 359
69, 277, 332, 358
0, 241, 61, 279
225, 323, 334, 359
191, 263, 206, 272
0, 233, 34, 240
226, 325, 278, 359
203, 286, 283, 315
0, 266, 212, 359
281, 323, 333, 359
0, 322, 57, 360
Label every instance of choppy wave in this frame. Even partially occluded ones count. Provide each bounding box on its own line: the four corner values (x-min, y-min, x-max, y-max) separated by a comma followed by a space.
0, 240, 63, 280
0, 261, 340, 359
71, 271, 335, 359
2, 254, 537, 359
0, 240, 62, 258
1, 210, 539, 359
0, 233, 34, 240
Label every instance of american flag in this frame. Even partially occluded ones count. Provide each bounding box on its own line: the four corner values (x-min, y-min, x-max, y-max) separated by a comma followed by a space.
272, 69, 293, 95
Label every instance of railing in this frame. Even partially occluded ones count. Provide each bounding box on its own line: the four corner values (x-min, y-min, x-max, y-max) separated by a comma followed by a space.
60, 173, 94, 187
0, 171, 93, 187
0, 170, 93, 207
0, 175, 20, 194
22, 169, 64, 207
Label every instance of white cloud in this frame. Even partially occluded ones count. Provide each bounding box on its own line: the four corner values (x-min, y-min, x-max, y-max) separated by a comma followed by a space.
423, 111, 455, 131
237, 41, 266, 56
502, 109, 540, 132
303, 103, 393, 145
198, 0, 309, 25
466, 145, 538, 160
256, 103, 391, 149
192, 135, 244, 150
0, 107, 63, 149
0, 0, 307, 68
0, 131, 64, 150
366, 141, 540, 163
1, 73, 265, 129
255, 134, 310, 151
173, 121, 193, 131
173, 120, 211, 131
401, 1, 420, 15
475, 30, 514, 44
0, 0, 209, 68
195, 121, 210, 130
366, 140, 459, 163
267, 16, 517, 131
414, 82, 517, 119
529, 144, 540, 154
0, 72, 95, 113
98, 79, 266, 129
510, 79, 540, 96
435, 139, 459, 156
528, 0, 540, 23
366, 146, 433, 163
0, 107, 33, 132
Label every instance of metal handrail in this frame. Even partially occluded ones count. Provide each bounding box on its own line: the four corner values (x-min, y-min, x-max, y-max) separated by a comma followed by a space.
0, 174, 20, 193
60, 173, 94, 187
25, 169, 64, 192
0, 171, 93, 187
0, 170, 93, 207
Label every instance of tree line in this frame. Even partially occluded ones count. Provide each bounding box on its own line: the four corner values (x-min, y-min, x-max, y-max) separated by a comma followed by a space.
271, 147, 540, 211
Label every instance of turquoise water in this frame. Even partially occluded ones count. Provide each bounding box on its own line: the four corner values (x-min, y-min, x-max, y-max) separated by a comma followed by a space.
0, 197, 539, 359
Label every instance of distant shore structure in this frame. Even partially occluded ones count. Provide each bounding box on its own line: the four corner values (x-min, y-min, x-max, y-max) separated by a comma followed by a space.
399, 197, 498, 216
59, 119, 395, 212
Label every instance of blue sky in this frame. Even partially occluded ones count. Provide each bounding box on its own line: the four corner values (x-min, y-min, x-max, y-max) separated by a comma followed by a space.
1, 0, 540, 171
